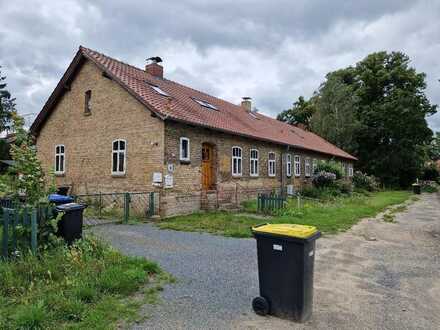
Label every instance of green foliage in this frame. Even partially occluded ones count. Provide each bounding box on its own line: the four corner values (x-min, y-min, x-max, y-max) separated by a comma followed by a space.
0, 236, 165, 330
281, 51, 437, 187
0, 67, 15, 132
312, 171, 337, 188
276, 96, 315, 129
315, 160, 344, 179
2, 113, 55, 206
428, 132, 440, 160
421, 183, 438, 193
310, 70, 361, 154
353, 171, 380, 192
421, 164, 439, 181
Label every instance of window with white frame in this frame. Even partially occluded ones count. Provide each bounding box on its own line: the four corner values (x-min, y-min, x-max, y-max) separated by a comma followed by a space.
55, 145, 65, 174
305, 158, 311, 177
112, 139, 126, 175
232, 146, 242, 176
268, 152, 276, 177
286, 154, 292, 177
348, 165, 354, 177
294, 155, 301, 177
250, 149, 259, 176
312, 159, 318, 174
179, 137, 190, 161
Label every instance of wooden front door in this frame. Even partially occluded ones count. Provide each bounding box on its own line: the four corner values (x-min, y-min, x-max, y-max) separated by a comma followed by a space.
201, 144, 215, 190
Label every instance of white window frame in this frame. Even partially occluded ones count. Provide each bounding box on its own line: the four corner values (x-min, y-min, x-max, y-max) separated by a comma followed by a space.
294, 155, 301, 177
232, 146, 242, 176
112, 139, 126, 175
348, 165, 354, 177
179, 137, 190, 161
312, 159, 318, 174
305, 158, 311, 177
250, 149, 259, 177
286, 154, 292, 177
54, 144, 65, 174
268, 152, 276, 177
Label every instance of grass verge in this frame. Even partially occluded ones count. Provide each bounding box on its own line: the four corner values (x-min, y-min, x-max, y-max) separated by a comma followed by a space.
0, 236, 170, 329
157, 190, 412, 237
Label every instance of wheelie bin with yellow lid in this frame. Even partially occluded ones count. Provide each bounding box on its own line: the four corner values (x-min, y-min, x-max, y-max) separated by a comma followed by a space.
251, 223, 321, 322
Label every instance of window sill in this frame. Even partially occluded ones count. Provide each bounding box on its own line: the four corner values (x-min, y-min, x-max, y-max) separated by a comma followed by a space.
111, 173, 126, 178
54, 173, 65, 177
180, 159, 191, 164
250, 175, 259, 178
268, 175, 276, 178
83, 112, 91, 117
232, 174, 242, 178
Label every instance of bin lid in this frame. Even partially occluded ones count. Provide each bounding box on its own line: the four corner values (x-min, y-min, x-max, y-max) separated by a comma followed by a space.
56, 202, 86, 212
48, 194, 74, 203
252, 223, 318, 239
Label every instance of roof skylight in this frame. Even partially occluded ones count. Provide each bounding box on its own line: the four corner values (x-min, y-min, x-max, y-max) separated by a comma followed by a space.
148, 83, 169, 97
193, 98, 218, 110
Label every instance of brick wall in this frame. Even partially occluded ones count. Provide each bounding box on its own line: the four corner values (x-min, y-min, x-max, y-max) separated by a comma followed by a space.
160, 121, 353, 217
35, 60, 165, 195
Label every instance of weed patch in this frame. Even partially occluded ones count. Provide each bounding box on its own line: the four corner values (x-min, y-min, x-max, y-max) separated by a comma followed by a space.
0, 236, 168, 330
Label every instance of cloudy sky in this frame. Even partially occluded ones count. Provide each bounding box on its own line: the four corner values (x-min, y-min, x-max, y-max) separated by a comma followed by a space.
0, 0, 439, 130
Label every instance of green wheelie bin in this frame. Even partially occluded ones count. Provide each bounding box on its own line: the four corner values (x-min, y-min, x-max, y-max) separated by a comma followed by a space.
252, 223, 321, 322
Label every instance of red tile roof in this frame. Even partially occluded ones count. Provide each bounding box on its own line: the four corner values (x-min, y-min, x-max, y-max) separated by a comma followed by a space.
31, 46, 356, 161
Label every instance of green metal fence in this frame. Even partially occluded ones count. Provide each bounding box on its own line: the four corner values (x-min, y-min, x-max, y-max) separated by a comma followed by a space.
74, 191, 157, 224
1, 205, 52, 258
257, 193, 286, 213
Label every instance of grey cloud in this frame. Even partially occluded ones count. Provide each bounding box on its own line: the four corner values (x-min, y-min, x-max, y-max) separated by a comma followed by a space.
0, 0, 438, 132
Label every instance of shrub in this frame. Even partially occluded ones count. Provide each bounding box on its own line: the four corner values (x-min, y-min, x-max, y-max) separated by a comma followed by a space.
422, 165, 439, 181
314, 160, 344, 179
312, 171, 336, 188
353, 171, 379, 192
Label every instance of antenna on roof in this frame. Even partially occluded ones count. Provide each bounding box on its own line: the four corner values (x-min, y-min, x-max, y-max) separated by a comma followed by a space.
146, 56, 163, 64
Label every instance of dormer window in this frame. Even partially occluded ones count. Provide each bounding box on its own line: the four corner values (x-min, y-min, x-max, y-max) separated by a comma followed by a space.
84, 90, 92, 114
148, 83, 169, 97
193, 98, 218, 110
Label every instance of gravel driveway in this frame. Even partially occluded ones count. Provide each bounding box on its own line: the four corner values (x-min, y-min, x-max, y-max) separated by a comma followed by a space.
91, 192, 440, 329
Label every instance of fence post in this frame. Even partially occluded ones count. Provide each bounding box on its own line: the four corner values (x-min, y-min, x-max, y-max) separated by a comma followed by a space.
148, 192, 155, 217
297, 194, 301, 209
124, 193, 130, 223
98, 191, 102, 219
31, 209, 37, 254
2, 209, 9, 258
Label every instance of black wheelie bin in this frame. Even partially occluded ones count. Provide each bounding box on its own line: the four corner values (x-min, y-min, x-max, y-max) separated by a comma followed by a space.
252, 223, 321, 322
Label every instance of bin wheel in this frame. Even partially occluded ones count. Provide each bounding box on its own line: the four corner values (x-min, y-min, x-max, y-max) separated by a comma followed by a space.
252, 296, 270, 316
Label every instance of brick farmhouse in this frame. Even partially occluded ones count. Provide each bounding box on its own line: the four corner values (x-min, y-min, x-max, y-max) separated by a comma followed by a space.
31, 47, 356, 217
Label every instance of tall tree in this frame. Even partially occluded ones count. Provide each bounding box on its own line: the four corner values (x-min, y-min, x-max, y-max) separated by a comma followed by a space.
310, 70, 360, 154
0, 66, 15, 132
352, 52, 436, 186
277, 96, 315, 129
280, 51, 437, 187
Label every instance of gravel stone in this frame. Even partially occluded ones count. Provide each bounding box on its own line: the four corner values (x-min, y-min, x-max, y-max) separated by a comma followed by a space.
91, 192, 440, 329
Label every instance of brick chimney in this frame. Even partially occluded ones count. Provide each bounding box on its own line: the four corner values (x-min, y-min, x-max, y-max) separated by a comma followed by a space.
241, 97, 252, 112
145, 56, 163, 78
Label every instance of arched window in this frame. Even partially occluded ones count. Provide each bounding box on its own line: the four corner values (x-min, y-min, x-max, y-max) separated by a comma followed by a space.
250, 149, 259, 176
55, 144, 65, 174
112, 139, 126, 175
232, 146, 242, 176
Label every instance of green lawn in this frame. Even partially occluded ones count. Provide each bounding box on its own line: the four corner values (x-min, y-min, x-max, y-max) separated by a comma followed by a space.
157, 190, 412, 237
0, 236, 171, 329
